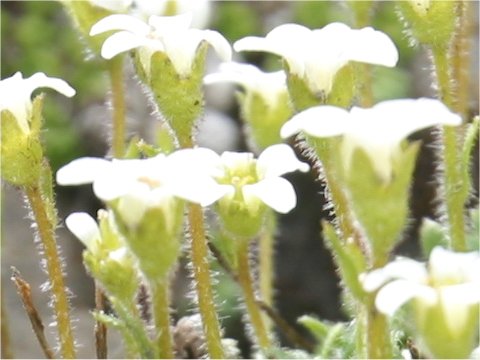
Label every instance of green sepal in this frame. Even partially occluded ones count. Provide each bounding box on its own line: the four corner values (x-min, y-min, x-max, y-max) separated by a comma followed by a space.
285, 62, 355, 112
419, 218, 448, 258
343, 143, 420, 266
298, 315, 349, 358
239, 90, 293, 150
124, 136, 165, 159
61, 1, 115, 56
113, 203, 185, 281
216, 197, 267, 240
396, 1, 456, 48
285, 69, 322, 112
1, 96, 44, 186
211, 230, 239, 271
83, 250, 137, 304
415, 298, 479, 359
83, 212, 138, 302
148, 43, 208, 146
322, 221, 367, 301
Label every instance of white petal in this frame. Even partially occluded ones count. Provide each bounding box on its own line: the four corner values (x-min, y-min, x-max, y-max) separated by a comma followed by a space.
375, 280, 436, 316
100, 31, 151, 59
256, 144, 309, 178
28, 73, 76, 98
167, 147, 222, 177
90, 14, 150, 36
148, 13, 192, 33
281, 106, 349, 138
244, 177, 297, 213
160, 29, 202, 76
90, 0, 133, 12
56, 157, 111, 185
65, 212, 100, 250
200, 30, 232, 62
429, 246, 480, 284
234, 32, 305, 77
92, 162, 137, 201
345, 27, 399, 68
361, 257, 428, 292
171, 177, 231, 206
115, 182, 150, 227
439, 284, 480, 334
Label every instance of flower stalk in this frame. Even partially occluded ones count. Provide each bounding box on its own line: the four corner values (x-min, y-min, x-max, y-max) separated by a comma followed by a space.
187, 203, 225, 359
151, 280, 174, 359
24, 184, 76, 359
237, 239, 271, 351
107, 56, 126, 158
259, 211, 276, 330
431, 46, 467, 251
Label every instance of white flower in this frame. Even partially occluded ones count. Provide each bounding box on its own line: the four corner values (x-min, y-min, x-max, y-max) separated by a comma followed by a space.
90, 13, 231, 77
90, 0, 133, 12
281, 98, 462, 181
215, 144, 310, 214
234, 22, 398, 95
204, 62, 288, 108
133, 0, 211, 28
361, 247, 480, 335
57, 150, 229, 227
65, 212, 101, 251
0, 72, 75, 134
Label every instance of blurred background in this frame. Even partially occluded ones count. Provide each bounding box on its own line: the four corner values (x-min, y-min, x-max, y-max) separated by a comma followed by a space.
1, 1, 478, 358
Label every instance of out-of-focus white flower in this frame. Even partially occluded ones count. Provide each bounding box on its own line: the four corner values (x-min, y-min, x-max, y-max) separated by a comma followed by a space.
90, 13, 231, 77
57, 150, 229, 227
66, 212, 101, 251
234, 22, 398, 95
281, 98, 461, 181
133, 0, 211, 28
0, 72, 75, 134
204, 62, 287, 109
214, 144, 310, 214
90, 0, 133, 12
361, 246, 480, 334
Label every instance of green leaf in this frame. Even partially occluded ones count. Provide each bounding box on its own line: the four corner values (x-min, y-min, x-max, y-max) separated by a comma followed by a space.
419, 218, 448, 258
322, 221, 367, 300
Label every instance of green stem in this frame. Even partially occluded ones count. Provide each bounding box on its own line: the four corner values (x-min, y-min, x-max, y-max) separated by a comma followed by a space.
107, 56, 126, 158
451, 1, 472, 119
431, 46, 467, 251
151, 280, 174, 359
237, 240, 271, 351
25, 185, 76, 359
259, 212, 276, 331
187, 203, 225, 359
355, 296, 391, 359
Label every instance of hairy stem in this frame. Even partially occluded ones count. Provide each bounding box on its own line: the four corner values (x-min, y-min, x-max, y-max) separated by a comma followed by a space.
187, 203, 225, 359
259, 211, 276, 330
237, 240, 271, 351
431, 46, 467, 251
107, 56, 126, 158
151, 280, 174, 359
94, 284, 107, 359
25, 185, 76, 359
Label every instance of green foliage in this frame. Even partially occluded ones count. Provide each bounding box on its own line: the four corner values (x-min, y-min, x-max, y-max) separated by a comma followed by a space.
419, 218, 449, 258
213, 2, 261, 42
322, 221, 367, 301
